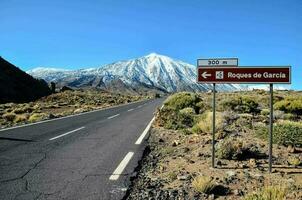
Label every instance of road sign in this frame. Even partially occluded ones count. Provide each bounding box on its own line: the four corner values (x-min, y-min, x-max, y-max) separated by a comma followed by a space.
198, 58, 238, 67
197, 66, 291, 84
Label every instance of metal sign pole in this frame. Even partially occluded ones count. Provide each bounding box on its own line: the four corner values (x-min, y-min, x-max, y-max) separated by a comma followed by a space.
212, 83, 216, 168
269, 84, 273, 173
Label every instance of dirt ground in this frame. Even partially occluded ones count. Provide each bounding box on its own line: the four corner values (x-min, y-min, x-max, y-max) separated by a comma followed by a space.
126, 126, 302, 200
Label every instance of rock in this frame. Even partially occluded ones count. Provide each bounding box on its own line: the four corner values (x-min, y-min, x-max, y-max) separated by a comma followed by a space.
183, 147, 190, 153
254, 174, 264, 182
197, 152, 204, 157
205, 139, 212, 144
208, 194, 215, 200
159, 138, 164, 143
172, 140, 180, 147
287, 145, 296, 153
189, 159, 195, 164
248, 158, 257, 168
288, 178, 295, 185
48, 113, 55, 119
239, 163, 248, 169
177, 175, 189, 181
216, 160, 222, 166
226, 170, 236, 177
234, 189, 244, 196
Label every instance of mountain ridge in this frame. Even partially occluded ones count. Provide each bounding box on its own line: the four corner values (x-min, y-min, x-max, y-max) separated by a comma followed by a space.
27, 53, 239, 93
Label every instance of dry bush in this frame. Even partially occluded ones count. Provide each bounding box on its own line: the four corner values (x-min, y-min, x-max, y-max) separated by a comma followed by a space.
192, 111, 225, 134
244, 185, 288, 200
217, 137, 245, 160
191, 175, 215, 194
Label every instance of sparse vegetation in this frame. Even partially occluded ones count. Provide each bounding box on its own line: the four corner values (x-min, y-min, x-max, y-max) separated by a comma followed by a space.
0, 90, 146, 128
128, 91, 302, 199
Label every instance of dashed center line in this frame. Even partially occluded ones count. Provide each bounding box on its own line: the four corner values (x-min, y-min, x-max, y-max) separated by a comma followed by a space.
49, 127, 85, 141
107, 114, 120, 119
109, 152, 134, 181
127, 108, 134, 112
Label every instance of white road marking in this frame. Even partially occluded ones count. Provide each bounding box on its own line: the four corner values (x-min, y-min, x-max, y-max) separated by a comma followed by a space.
49, 127, 85, 141
127, 108, 134, 112
137, 105, 142, 108
109, 152, 134, 181
107, 114, 120, 119
135, 117, 155, 145
0, 99, 150, 133
160, 104, 164, 109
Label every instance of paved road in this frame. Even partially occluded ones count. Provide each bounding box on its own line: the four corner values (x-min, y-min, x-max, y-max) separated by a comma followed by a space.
0, 98, 164, 200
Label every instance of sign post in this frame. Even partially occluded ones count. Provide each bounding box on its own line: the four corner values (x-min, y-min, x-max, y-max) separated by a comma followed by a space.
197, 58, 239, 169
212, 83, 216, 168
197, 60, 291, 172
269, 84, 273, 173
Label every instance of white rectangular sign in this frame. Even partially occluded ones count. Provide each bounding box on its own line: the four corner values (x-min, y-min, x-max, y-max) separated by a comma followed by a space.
198, 58, 238, 67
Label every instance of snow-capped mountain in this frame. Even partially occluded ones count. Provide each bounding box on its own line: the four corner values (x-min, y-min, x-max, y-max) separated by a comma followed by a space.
27, 53, 238, 92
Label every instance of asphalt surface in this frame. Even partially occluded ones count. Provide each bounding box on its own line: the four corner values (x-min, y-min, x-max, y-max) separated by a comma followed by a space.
0, 98, 164, 200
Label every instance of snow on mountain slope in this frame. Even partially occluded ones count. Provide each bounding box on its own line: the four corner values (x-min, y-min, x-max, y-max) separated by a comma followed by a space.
27, 53, 238, 92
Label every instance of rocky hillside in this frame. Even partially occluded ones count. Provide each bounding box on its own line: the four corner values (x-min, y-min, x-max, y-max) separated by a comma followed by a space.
0, 57, 51, 103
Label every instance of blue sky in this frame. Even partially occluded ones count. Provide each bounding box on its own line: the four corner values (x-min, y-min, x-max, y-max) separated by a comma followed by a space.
0, 0, 301, 89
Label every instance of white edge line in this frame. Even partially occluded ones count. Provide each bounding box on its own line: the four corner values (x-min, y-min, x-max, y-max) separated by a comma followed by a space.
0, 99, 150, 132
135, 117, 155, 145
49, 126, 85, 141
127, 108, 134, 112
109, 152, 134, 181
107, 114, 120, 119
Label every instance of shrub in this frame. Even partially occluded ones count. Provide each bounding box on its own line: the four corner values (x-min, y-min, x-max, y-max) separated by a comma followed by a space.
217, 137, 245, 160
156, 106, 195, 130
255, 120, 302, 147
274, 97, 302, 115
288, 156, 301, 166
244, 185, 288, 200
2, 113, 16, 122
164, 92, 202, 111
28, 113, 48, 123
194, 111, 225, 134
221, 96, 259, 114
191, 176, 215, 194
